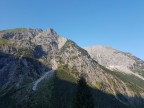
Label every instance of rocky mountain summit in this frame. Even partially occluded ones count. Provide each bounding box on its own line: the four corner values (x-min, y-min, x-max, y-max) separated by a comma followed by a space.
0, 28, 144, 108
85, 46, 144, 79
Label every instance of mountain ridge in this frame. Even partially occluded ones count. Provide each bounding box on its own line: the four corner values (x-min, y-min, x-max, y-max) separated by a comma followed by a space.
0, 28, 144, 108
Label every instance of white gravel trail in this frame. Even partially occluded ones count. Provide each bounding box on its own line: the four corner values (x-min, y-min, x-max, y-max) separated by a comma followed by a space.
32, 70, 54, 91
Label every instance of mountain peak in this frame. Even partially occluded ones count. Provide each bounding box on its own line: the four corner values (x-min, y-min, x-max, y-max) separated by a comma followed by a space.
85, 45, 144, 75
45, 28, 57, 35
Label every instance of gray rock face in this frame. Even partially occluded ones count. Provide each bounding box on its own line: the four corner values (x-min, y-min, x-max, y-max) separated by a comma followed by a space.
85, 46, 144, 77
0, 28, 144, 107
0, 54, 50, 87
0, 28, 42, 40
0, 28, 67, 88
85, 46, 135, 71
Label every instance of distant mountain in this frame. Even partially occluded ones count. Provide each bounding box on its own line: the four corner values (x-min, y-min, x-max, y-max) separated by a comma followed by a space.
85, 46, 144, 77
0, 28, 144, 108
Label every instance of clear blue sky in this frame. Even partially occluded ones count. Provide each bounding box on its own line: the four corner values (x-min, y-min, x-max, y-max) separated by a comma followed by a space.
0, 0, 144, 60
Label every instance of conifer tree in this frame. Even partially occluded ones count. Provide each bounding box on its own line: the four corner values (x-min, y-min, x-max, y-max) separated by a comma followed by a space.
73, 75, 94, 108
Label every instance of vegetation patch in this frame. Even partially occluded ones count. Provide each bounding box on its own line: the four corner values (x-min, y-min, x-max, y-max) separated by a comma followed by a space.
95, 81, 103, 89
0, 38, 11, 46
17, 47, 34, 58
54, 65, 77, 108
27, 77, 55, 108
55, 64, 77, 84
100, 65, 144, 94
0, 28, 33, 34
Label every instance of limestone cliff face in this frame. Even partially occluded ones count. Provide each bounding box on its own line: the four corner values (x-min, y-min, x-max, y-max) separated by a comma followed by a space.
85, 46, 144, 77
0, 28, 144, 107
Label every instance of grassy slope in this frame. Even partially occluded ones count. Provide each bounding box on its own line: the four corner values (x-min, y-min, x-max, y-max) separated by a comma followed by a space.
24, 65, 77, 108
100, 65, 144, 98
0, 28, 33, 34
0, 38, 11, 46
27, 64, 131, 108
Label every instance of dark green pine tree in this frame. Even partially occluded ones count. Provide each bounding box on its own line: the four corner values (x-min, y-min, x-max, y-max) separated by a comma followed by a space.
73, 75, 94, 108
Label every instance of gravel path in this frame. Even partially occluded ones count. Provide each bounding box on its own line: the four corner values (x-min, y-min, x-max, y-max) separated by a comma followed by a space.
32, 70, 54, 91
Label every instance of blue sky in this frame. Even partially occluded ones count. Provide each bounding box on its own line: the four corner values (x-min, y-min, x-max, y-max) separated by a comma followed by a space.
0, 0, 144, 60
